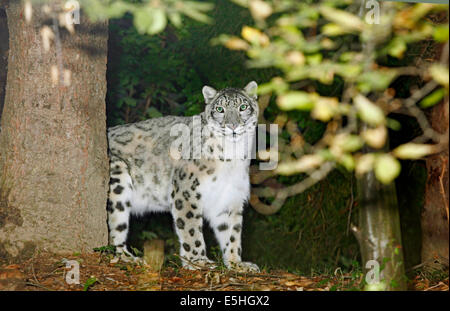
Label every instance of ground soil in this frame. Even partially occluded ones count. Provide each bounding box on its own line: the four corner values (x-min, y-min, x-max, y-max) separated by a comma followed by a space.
0, 252, 447, 291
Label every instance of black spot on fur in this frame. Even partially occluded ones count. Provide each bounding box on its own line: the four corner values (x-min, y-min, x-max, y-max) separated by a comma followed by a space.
201, 250, 205, 256
175, 199, 183, 210
189, 228, 195, 236
176, 218, 185, 229
233, 224, 242, 233
191, 204, 198, 210
126, 201, 131, 207
230, 235, 235, 242
182, 191, 191, 201
218, 223, 229, 231
113, 185, 124, 195
116, 223, 127, 232
191, 178, 200, 191
109, 178, 120, 185
106, 200, 113, 213
193, 250, 198, 255
196, 193, 201, 200
183, 243, 191, 252
206, 169, 215, 175
173, 179, 179, 193
116, 201, 125, 212
179, 169, 187, 180
186, 211, 194, 219
195, 240, 201, 248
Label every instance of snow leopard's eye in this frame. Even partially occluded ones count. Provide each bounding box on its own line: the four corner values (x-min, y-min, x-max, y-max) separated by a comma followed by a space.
216, 106, 224, 113
239, 104, 248, 112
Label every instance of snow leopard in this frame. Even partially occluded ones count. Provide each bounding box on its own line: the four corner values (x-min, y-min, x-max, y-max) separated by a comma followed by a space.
106, 81, 260, 272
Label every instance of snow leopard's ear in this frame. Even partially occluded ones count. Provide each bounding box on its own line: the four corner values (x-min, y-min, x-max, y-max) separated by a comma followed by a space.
244, 81, 258, 101
202, 85, 217, 104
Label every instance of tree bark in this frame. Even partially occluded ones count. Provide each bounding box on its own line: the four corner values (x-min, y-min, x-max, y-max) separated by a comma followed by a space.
354, 121, 407, 291
0, 6, 7, 121
421, 98, 449, 269
0, 1, 109, 264
355, 171, 407, 290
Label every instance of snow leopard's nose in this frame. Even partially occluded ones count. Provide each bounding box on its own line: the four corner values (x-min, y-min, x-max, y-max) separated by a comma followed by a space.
226, 124, 238, 131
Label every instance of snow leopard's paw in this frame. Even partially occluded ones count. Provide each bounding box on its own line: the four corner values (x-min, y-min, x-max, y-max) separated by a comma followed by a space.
182, 257, 217, 270
228, 261, 260, 273
114, 249, 146, 265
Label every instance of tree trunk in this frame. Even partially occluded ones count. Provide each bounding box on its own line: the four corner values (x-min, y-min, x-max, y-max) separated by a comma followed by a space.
421, 98, 449, 269
354, 121, 407, 291
0, 1, 109, 264
355, 171, 407, 290
0, 6, 7, 120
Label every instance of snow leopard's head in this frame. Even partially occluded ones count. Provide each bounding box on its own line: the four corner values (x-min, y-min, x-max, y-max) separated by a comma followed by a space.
202, 81, 259, 140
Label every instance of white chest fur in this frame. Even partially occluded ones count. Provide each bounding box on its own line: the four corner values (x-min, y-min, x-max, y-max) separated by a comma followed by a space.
199, 160, 250, 224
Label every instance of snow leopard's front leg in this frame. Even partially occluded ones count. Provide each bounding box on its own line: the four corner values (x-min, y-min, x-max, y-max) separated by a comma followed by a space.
171, 168, 214, 270
212, 206, 260, 273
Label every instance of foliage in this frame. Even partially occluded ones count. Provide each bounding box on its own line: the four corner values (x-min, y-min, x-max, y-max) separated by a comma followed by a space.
215, 0, 448, 211
106, 0, 277, 125
83, 276, 98, 291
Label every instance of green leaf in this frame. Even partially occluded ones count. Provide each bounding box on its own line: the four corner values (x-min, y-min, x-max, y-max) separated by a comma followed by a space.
354, 95, 385, 126
357, 70, 397, 92
393, 143, 435, 159
83, 277, 98, 291
147, 107, 163, 118
386, 38, 407, 59
322, 23, 351, 36
433, 25, 449, 43
386, 118, 401, 131
134, 8, 167, 35
374, 154, 401, 184
339, 154, 355, 171
419, 88, 446, 108
277, 91, 315, 110
168, 12, 183, 28
429, 64, 449, 88
319, 6, 364, 33
338, 134, 364, 153
106, 2, 132, 19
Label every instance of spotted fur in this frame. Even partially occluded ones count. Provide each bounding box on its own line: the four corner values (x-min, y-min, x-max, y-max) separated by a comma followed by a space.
106, 82, 259, 272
